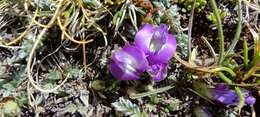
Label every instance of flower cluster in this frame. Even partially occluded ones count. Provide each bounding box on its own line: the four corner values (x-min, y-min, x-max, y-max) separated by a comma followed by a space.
109, 24, 177, 81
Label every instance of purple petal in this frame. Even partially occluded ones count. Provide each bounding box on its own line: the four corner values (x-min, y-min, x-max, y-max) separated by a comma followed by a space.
245, 96, 256, 105
148, 34, 177, 64
212, 84, 256, 106
149, 25, 168, 53
242, 89, 256, 105
134, 24, 177, 64
156, 24, 168, 32
134, 24, 154, 54
120, 45, 149, 72
214, 83, 229, 90
109, 45, 149, 80
109, 61, 139, 80
147, 63, 168, 82
212, 89, 239, 105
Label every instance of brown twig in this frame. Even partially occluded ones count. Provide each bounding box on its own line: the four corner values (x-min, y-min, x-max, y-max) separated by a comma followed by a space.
26, 0, 68, 93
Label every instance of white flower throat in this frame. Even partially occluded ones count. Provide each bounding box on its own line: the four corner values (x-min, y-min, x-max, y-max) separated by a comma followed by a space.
149, 31, 165, 53
121, 52, 138, 74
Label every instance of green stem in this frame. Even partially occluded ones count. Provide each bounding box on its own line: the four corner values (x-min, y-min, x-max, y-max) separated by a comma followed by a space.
252, 73, 260, 77
243, 65, 259, 81
212, 67, 236, 77
225, 0, 242, 56
209, 0, 225, 65
130, 86, 174, 99
247, 52, 260, 70
243, 52, 260, 80
243, 39, 249, 68
188, 0, 196, 57
187, 88, 214, 104
228, 82, 260, 87
234, 87, 244, 114
217, 72, 232, 84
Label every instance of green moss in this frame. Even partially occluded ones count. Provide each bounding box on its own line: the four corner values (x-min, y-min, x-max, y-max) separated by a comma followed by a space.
2, 100, 20, 116
179, 0, 207, 12
206, 9, 227, 25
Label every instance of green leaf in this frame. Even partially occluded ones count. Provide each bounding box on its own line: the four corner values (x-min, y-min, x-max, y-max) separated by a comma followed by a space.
82, 0, 100, 9
63, 104, 78, 113
166, 98, 181, 112
16, 92, 28, 106
179, 0, 207, 12
112, 97, 142, 116
47, 69, 61, 80
65, 66, 84, 79
19, 35, 44, 59
61, 103, 88, 115
92, 80, 106, 91
43, 82, 55, 89
206, 9, 227, 25
130, 86, 174, 99
112, 11, 122, 25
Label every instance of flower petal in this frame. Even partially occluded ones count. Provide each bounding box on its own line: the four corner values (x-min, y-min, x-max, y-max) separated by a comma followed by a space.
213, 89, 238, 105
134, 24, 154, 54
245, 96, 256, 105
109, 45, 149, 80
147, 63, 168, 82
148, 34, 177, 64
120, 45, 149, 72
214, 83, 229, 90
109, 60, 140, 80
242, 89, 256, 105
212, 84, 256, 105
149, 25, 168, 53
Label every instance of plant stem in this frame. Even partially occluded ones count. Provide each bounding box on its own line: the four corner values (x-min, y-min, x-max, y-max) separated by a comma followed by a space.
225, 0, 242, 56
209, 0, 225, 65
235, 86, 244, 114
212, 67, 236, 77
228, 82, 260, 87
5, 4, 39, 46
247, 52, 260, 70
130, 86, 174, 99
243, 39, 249, 67
243, 65, 259, 81
174, 54, 236, 76
188, 0, 196, 57
217, 72, 232, 84
26, 0, 68, 93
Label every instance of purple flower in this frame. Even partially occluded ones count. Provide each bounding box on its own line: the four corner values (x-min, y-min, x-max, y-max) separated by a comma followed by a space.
211, 84, 256, 105
134, 24, 177, 65
109, 24, 176, 82
193, 82, 256, 106
147, 63, 168, 82
109, 45, 149, 80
